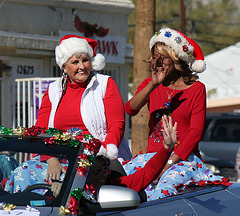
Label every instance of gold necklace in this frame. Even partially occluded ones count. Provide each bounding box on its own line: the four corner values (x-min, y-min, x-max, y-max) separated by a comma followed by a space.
166, 82, 178, 100
166, 89, 175, 100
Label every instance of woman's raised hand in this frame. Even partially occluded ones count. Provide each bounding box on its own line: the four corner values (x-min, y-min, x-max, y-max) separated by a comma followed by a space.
162, 115, 177, 150
150, 57, 169, 86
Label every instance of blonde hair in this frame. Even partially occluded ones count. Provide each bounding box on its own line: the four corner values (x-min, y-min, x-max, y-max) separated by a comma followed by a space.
150, 42, 199, 85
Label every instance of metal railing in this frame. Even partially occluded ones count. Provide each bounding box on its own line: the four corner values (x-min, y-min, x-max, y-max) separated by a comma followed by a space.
14, 77, 57, 128
0, 77, 57, 129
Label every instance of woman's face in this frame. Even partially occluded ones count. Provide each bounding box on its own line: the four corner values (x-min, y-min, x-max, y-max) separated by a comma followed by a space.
153, 48, 175, 74
63, 53, 92, 84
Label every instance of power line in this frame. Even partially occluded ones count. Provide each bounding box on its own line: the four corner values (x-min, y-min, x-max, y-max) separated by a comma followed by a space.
193, 38, 234, 47
129, 18, 240, 28
203, 33, 240, 40
188, 19, 240, 27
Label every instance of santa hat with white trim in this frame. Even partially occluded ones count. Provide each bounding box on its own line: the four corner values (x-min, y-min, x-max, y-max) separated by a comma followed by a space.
149, 28, 206, 73
55, 34, 106, 71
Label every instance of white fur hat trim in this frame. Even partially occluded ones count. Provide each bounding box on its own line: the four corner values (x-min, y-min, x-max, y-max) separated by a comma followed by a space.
55, 37, 94, 69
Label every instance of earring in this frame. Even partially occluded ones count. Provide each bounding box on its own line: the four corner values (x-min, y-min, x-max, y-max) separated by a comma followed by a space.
62, 72, 68, 88
62, 71, 68, 97
62, 72, 68, 78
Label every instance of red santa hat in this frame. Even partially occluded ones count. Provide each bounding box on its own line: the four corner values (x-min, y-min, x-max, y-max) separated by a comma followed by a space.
149, 28, 206, 73
55, 34, 106, 71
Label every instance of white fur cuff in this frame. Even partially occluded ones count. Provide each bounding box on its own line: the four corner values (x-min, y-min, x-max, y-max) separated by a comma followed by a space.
96, 144, 118, 160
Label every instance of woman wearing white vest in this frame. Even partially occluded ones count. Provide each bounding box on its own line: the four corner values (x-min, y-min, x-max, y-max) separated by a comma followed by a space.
4, 35, 132, 195
36, 34, 132, 180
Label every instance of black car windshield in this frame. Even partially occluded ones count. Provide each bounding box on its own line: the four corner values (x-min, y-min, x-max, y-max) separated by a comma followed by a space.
0, 133, 81, 207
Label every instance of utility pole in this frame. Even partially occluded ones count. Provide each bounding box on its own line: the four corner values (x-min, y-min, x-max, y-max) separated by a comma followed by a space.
180, 0, 186, 33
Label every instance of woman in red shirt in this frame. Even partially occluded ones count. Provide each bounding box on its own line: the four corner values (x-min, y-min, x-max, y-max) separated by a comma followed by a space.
125, 27, 206, 173
124, 28, 225, 200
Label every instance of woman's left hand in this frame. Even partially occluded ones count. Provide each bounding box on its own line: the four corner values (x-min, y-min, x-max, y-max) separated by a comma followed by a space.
46, 157, 66, 184
162, 115, 177, 150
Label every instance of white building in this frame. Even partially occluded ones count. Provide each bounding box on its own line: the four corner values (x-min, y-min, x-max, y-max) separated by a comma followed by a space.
198, 42, 240, 113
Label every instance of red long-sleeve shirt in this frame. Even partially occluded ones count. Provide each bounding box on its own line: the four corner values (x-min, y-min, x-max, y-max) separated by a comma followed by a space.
125, 79, 206, 160
111, 146, 172, 193
36, 78, 125, 161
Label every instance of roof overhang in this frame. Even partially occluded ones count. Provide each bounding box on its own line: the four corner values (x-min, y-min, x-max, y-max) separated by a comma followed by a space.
207, 96, 240, 108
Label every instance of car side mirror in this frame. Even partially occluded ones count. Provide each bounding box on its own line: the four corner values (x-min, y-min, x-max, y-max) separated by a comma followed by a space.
80, 185, 140, 214
97, 185, 140, 209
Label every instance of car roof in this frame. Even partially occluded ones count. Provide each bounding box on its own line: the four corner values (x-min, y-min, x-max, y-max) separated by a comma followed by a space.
206, 113, 240, 119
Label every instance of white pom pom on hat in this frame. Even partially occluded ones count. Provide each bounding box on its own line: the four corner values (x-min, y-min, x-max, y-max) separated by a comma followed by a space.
55, 34, 106, 71
149, 28, 206, 73
91, 53, 106, 72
